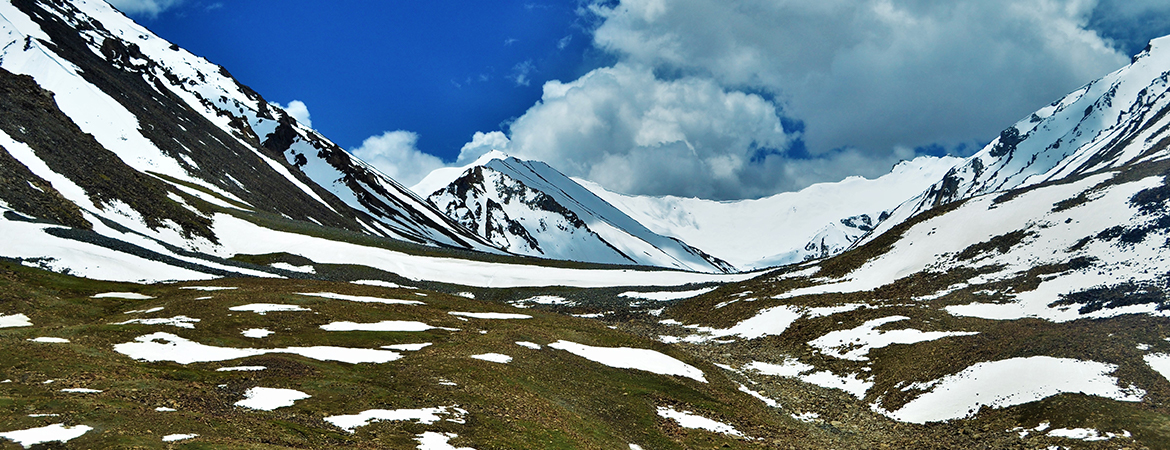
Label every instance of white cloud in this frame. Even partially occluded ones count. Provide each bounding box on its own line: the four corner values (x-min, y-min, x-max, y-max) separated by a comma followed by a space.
589, 0, 1127, 158
503, 63, 797, 199
106, 0, 184, 18
272, 100, 312, 128
457, 131, 511, 164
350, 131, 447, 188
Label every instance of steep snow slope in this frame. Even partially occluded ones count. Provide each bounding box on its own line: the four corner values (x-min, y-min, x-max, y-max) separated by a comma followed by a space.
420, 152, 734, 273
0, 0, 494, 252
580, 156, 960, 269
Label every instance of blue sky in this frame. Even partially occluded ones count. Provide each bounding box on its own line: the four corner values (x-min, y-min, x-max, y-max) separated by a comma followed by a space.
115, 0, 1170, 200
128, 0, 602, 160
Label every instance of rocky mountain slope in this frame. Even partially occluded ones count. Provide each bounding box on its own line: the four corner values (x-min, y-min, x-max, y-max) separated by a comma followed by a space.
416, 151, 735, 273
580, 156, 960, 269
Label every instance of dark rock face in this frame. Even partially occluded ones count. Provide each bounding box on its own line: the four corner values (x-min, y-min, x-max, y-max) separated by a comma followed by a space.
0, 67, 209, 238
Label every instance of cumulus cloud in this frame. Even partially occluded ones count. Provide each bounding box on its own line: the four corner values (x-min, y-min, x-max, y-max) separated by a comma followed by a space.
272, 100, 312, 128
106, 0, 183, 18
589, 0, 1127, 159
350, 131, 446, 187
503, 64, 796, 199
457, 131, 512, 164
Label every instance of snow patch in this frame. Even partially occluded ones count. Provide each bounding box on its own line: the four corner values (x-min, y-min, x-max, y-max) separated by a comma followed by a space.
877, 356, 1145, 423
113, 316, 200, 329
27, 337, 69, 343
217, 366, 266, 372
382, 343, 432, 351
0, 314, 33, 328
92, 292, 154, 299
229, 304, 310, 314
235, 387, 310, 411
325, 406, 467, 432
297, 292, 425, 305
618, 287, 716, 301
416, 432, 475, 450
350, 280, 418, 289
656, 406, 743, 437
448, 311, 531, 320
809, 316, 978, 361
548, 340, 706, 382
162, 434, 198, 442
320, 321, 458, 332
114, 332, 403, 364
0, 423, 93, 448
470, 353, 512, 363
241, 328, 273, 338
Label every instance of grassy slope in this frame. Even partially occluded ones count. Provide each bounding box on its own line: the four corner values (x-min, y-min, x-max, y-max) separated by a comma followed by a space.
0, 260, 784, 449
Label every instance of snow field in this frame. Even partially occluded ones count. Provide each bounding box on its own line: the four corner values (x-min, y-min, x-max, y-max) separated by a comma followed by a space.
210, 213, 755, 288
381, 343, 432, 351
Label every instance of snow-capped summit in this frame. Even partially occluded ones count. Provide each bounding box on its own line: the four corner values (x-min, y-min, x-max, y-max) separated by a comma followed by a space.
422, 154, 736, 273
410, 149, 510, 198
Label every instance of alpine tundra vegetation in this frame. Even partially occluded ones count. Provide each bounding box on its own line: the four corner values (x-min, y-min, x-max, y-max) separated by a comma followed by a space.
1, 0, 1170, 449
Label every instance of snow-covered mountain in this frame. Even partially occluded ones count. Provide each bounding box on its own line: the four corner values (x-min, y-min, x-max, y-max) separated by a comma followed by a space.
579, 156, 961, 269
415, 151, 735, 273
0, 0, 495, 253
